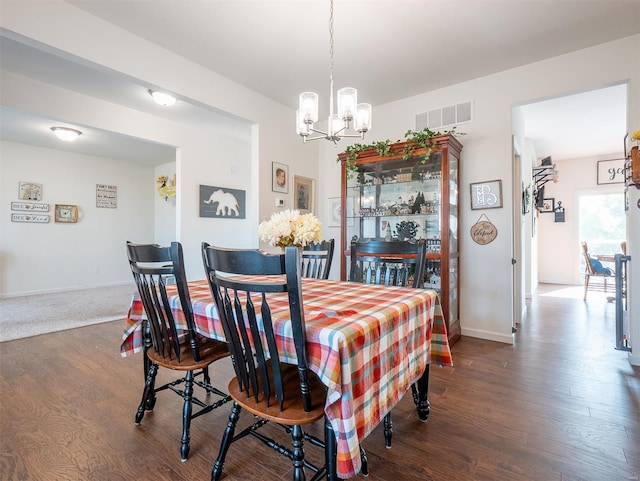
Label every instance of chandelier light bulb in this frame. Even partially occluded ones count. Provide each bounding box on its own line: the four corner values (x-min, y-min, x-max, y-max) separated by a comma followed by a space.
299, 92, 319, 123
50, 127, 82, 142
337, 87, 357, 121
355, 103, 372, 132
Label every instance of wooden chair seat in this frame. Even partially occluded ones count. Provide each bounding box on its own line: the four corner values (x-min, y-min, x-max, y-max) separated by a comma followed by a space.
148, 334, 229, 371
228, 361, 326, 424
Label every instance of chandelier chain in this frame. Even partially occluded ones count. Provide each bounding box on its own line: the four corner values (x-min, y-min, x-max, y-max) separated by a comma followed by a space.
329, 0, 335, 114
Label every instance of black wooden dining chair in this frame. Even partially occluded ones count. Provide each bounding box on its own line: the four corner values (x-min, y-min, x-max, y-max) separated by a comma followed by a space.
202, 243, 338, 481
349, 238, 428, 448
126, 241, 231, 462
302, 239, 335, 279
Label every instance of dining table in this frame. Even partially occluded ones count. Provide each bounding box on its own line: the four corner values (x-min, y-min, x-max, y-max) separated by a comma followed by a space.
121, 277, 453, 479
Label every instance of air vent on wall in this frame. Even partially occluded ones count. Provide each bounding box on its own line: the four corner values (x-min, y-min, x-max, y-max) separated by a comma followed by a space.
415, 100, 473, 130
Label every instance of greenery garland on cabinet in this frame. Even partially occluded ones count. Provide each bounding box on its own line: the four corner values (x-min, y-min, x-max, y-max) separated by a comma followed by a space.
339, 127, 465, 180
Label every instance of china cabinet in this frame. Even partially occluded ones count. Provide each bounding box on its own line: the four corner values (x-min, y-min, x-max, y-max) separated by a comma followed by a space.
338, 134, 463, 343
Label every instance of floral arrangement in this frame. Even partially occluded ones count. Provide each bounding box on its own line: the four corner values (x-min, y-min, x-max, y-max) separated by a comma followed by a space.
258, 209, 322, 248
156, 174, 176, 202
632, 130, 640, 144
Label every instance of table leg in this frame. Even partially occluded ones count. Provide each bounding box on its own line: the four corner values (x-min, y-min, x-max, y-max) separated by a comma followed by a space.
324, 417, 337, 481
411, 364, 430, 422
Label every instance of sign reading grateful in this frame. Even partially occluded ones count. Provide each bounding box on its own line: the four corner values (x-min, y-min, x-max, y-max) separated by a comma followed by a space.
470, 214, 497, 245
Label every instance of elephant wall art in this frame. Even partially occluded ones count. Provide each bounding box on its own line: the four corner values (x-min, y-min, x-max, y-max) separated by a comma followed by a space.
199, 185, 246, 219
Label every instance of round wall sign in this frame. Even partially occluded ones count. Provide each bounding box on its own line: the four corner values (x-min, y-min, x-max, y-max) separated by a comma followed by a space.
471, 215, 498, 245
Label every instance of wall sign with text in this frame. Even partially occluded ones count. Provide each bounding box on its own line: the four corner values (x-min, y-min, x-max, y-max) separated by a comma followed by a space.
597, 159, 624, 185
470, 179, 503, 210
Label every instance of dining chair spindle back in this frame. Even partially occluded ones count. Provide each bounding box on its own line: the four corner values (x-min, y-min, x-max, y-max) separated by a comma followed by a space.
202, 243, 336, 481
126, 241, 230, 462
302, 239, 335, 280
350, 238, 427, 288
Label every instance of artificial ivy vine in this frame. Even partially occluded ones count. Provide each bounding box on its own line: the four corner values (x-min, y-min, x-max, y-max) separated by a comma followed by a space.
340, 127, 462, 179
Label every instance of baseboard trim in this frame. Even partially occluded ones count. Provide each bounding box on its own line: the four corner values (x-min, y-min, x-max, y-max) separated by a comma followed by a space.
461, 327, 514, 344
0, 281, 134, 299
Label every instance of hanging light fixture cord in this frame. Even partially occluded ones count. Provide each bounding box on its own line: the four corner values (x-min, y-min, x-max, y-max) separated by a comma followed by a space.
328, 0, 335, 121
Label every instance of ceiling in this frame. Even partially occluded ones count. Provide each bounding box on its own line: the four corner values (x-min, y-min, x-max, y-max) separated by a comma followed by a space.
1, 0, 638, 163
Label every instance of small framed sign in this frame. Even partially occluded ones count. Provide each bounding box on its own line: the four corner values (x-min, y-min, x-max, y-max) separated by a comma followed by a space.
96, 184, 117, 208
470, 180, 502, 210
540, 198, 555, 213
11, 213, 49, 223
597, 159, 624, 184
19, 182, 42, 201
55, 204, 78, 223
11, 201, 49, 212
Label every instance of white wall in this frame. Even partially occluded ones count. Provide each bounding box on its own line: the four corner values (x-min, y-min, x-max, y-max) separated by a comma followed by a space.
0, 140, 154, 296
537, 154, 626, 285
318, 34, 640, 347
0, 0, 315, 279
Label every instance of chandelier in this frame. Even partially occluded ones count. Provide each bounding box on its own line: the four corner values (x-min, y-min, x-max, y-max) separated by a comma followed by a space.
296, 0, 372, 143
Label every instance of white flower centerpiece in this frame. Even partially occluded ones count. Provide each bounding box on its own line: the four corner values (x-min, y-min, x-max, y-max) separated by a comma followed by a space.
258, 209, 322, 249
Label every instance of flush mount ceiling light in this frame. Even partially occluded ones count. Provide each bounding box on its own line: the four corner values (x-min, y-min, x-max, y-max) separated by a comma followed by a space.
296, 0, 372, 143
50, 127, 82, 142
149, 89, 177, 107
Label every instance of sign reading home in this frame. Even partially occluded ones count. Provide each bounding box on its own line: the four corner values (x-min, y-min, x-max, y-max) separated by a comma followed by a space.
199, 185, 246, 219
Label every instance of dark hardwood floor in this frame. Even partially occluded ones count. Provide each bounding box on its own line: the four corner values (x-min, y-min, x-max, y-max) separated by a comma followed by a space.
1, 285, 638, 480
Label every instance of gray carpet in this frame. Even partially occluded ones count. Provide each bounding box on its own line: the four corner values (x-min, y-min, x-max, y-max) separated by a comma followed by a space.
0, 284, 136, 342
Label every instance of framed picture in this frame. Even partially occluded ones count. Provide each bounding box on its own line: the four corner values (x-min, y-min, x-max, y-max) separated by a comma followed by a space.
540, 198, 555, 213
11, 201, 49, 212
19, 182, 42, 201
470, 180, 502, 210
272, 162, 288, 193
328, 197, 354, 227
54, 204, 78, 223
294, 176, 314, 214
597, 159, 624, 184
199, 185, 246, 219
96, 184, 117, 208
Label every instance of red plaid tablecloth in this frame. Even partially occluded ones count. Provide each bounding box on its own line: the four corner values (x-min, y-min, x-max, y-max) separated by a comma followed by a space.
121, 278, 453, 478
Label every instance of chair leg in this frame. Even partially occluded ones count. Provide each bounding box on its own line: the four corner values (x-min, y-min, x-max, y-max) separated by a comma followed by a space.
583, 275, 589, 301
135, 363, 158, 424
383, 413, 393, 448
212, 402, 241, 481
291, 424, 305, 481
180, 370, 195, 462
412, 365, 431, 422
359, 445, 369, 477
142, 322, 157, 411
202, 366, 211, 387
